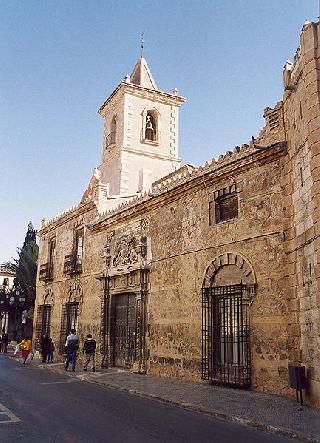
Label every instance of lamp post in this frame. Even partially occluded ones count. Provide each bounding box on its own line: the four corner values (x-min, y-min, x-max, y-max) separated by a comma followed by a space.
9, 289, 26, 341
0, 285, 10, 333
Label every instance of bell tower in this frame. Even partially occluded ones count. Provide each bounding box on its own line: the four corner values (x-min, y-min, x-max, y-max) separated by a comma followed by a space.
98, 57, 185, 196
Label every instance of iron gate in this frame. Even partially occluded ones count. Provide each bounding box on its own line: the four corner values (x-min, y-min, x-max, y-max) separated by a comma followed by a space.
59, 302, 79, 352
110, 294, 136, 368
35, 304, 52, 350
202, 284, 252, 388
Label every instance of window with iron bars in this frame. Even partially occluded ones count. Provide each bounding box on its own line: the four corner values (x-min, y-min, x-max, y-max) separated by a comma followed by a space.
59, 302, 79, 352
35, 304, 52, 351
202, 284, 253, 388
209, 184, 238, 225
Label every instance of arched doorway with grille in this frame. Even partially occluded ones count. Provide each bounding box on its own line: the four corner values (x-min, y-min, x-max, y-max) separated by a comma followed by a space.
202, 253, 256, 388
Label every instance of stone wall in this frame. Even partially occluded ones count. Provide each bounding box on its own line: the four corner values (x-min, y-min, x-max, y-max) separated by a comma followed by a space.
35, 141, 292, 394
35, 203, 103, 367
283, 21, 320, 407
146, 147, 290, 393
34, 21, 320, 408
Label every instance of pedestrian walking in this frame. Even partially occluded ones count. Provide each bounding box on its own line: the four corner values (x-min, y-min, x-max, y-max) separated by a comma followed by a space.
40, 334, 50, 363
2, 331, 9, 353
64, 329, 79, 372
47, 338, 55, 363
18, 336, 32, 364
83, 334, 96, 372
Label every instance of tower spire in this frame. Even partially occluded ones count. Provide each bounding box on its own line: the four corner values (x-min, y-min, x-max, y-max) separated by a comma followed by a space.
140, 32, 144, 58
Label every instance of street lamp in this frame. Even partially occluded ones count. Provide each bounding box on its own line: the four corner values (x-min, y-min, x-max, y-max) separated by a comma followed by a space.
0, 284, 10, 332
9, 289, 26, 340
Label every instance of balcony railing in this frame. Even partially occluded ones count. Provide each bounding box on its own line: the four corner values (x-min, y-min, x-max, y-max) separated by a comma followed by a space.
39, 263, 54, 282
64, 254, 83, 275
105, 131, 116, 148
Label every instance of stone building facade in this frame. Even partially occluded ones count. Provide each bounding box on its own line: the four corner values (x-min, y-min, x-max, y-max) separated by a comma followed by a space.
35, 22, 320, 407
0, 264, 15, 333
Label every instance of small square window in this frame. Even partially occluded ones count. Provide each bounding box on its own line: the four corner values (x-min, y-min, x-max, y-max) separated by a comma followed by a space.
209, 186, 239, 225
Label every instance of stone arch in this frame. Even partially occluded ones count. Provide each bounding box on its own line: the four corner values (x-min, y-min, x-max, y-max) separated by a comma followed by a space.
143, 108, 160, 142
202, 252, 256, 288
110, 114, 117, 135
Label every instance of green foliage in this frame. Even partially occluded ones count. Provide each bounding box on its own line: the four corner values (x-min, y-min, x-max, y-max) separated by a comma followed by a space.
9, 223, 39, 310
15, 243, 39, 309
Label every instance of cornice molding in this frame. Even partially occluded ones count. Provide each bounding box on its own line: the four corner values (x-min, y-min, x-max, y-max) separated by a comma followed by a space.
98, 82, 185, 115
89, 141, 287, 233
122, 146, 181, 162
39, 201, 96, 235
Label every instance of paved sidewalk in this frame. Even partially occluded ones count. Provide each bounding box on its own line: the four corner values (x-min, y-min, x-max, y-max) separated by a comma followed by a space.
10, 353, 320, 443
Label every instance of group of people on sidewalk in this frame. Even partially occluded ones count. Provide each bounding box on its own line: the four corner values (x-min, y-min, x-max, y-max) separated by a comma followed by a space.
14, 329, 96, 372
64, 329, 96, 373
40, 334, 55, 363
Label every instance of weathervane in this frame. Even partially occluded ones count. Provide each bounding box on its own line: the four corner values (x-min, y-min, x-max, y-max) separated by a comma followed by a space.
140, 32, 144, 58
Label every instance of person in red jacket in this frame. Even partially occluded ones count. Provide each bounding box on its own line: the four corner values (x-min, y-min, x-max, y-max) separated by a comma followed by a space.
18, 336, 32, 364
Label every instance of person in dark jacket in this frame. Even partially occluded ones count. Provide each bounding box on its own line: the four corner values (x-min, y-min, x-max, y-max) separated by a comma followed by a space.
83, 334, 96, 372
64, 329, 79, 372
40, 334, 50, 363
2, 331, 9, 353
47, 337, 55, 363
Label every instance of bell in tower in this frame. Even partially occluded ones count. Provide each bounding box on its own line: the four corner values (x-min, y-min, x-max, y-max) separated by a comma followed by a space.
145, 114, 155, 141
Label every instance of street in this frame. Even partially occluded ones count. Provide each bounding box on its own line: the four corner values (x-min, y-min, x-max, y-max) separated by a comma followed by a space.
0, 356, 294, 443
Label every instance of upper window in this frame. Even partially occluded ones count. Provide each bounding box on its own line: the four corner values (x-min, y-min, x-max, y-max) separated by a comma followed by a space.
106, 115, 116, 148
144, 110, 158, 143
210, 184, 238, 225
48, 238, 56, 267
75, 228, 84, 265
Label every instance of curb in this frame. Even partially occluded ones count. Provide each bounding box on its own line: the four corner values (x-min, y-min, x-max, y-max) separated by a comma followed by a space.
84, 381, 320, 443
7, 355, 320, 443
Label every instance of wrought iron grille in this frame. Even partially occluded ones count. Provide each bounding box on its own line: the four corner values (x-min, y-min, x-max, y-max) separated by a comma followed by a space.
63, 254, 82, 275
59, 302, 79, 352
215, 193, 238, 223
39, 263, 54, 281
202, 284, 252, 388
135, 299, 142, 362
35, 304, 52, 350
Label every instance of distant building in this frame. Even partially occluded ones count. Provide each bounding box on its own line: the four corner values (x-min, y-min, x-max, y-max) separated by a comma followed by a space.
35, 22, 320, 407
0, 264, 15, 333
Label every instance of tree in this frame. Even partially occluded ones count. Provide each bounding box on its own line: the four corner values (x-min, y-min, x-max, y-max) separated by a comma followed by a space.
11, 222, 39, 309
1, 223, 38, 339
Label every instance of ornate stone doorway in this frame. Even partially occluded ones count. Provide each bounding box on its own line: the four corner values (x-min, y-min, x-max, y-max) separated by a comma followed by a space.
100, 268, 149, 373
98, 223, 150, 372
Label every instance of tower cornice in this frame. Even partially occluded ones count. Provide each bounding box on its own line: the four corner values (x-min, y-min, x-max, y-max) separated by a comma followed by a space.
98, 81, 185, 116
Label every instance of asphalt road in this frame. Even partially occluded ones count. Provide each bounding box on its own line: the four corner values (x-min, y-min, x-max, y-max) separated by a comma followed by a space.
0, 356, 294, 443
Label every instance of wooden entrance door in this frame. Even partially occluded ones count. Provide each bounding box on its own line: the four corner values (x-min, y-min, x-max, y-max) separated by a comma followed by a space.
110, 293, 136, 368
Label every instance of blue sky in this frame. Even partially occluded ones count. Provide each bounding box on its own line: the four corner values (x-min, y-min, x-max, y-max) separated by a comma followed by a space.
0, 0, 317, 262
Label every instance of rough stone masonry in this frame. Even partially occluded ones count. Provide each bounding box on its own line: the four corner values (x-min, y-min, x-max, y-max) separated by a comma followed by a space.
35, 21, 320, 408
